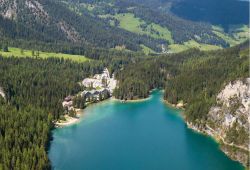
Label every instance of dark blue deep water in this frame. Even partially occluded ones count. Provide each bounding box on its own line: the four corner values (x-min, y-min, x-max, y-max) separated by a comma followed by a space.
49, 90, 243, 170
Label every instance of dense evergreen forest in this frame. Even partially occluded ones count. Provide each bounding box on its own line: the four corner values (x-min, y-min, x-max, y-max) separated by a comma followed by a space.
0, 57, 91, 169
0, 0, 166, 52
164, 43, 249, 125
114, 58, 166, 100
114, 42, 249, 125
0, 52, 145, 169
114, 48, 206, 99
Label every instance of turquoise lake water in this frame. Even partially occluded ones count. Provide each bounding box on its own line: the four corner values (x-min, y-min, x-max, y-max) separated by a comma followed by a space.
49, 90, 243, 170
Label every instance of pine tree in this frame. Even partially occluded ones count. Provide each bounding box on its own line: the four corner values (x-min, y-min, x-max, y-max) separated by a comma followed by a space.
20, 49, 24, 55
31, 50, 35, 56
2, 45, 9, 52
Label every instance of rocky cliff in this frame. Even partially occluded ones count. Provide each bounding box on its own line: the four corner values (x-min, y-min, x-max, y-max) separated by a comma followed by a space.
188, 78, 250, 167
0, 87, 5, 99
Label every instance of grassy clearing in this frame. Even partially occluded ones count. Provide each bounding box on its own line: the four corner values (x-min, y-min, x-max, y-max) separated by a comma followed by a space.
0, 47, 89, 63
101, 13, 246, 54
168, 40, 222, 53
231, 25, 249, 42
109, 13, 225, 53
168, 25, 248, 53
212, 25, 249, 46
113, 13, 174, 43
240, 48, 249, 58
140, 45, 156, 55
80, 3, 95, 11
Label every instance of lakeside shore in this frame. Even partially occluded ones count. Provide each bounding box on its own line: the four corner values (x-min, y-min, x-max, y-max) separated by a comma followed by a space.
55, 109, 83, 127
111, 96, 151, 103
186, 122, 249, 167
164, 98, 249, 168
113, 89, 162, 103
55, 98, 114, 127
55, 95, 153, 127
55, 90, 172, 128
164, 99, 185, 110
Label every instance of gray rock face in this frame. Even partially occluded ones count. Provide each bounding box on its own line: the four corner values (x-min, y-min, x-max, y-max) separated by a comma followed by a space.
0, 87, 5, 99
187, 78, 250, 166
207, 79, 249, 147
0, 0, 17, 19
206, 78, 250, 166
0, 0, 49, 21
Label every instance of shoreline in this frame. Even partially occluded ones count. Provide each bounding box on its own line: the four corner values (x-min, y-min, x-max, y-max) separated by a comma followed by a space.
55, 109, 83, 127
112, 96, 151, 103
55, 116, 80, 127
55, 98, 115, 128
164, 99, 185, 111
55, 90, 166, 127
186, 122, 249, 167
164, 99, 248, 168
112, 89, 159, 103
55, 95, 152, 127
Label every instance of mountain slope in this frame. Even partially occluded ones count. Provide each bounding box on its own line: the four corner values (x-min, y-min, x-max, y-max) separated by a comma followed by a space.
171, 0, 249, 31
0, 0, 166, 52
62, 0, 249, 53
0, 0, 248, 54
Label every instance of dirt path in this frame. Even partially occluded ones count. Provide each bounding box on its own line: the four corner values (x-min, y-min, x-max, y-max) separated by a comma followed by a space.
206, 125, 249, 151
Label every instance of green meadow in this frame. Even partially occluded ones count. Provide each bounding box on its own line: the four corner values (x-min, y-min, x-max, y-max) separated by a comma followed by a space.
140, 45, 156, 55
0, 47, 89, 63
113, 13, 174, 44
212, 25, 249, 46
168, 40, 222, 53
99, 13, 249, 54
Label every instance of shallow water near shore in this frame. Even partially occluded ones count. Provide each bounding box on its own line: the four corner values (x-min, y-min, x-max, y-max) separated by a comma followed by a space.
49, 90, 243, 170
